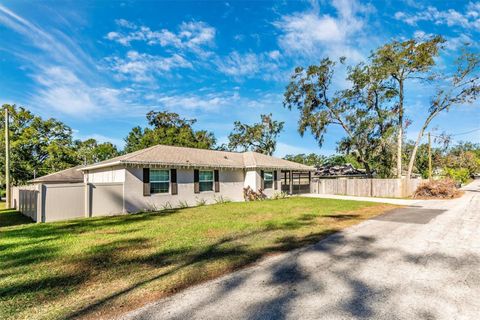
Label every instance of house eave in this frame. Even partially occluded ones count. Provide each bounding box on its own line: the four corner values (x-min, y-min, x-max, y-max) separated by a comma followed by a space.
81, 160, 315, 172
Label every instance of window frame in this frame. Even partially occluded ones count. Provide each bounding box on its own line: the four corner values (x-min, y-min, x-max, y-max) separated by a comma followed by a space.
150, 169, 170, 194
263, 171, 274, 189
199, 170, 214, 192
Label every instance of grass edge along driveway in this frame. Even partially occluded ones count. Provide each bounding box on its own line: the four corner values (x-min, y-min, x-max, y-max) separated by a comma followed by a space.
0, 197, 395, 320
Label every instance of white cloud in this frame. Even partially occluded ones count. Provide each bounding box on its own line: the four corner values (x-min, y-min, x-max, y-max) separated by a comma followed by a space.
30, 66, 136, 117
145, 91, 241, 112
395, 3, 480, 30
106, 50, 192, 82
412, 30, 474, 51
216, 51, 260, 77
105, 19, 216, 52
215, 51, 285, 81
0, 4, 150, 119
273, 0, 371, 61
0, 4, 95, 76
144, 90, 283, 114
268, 50, 281, 60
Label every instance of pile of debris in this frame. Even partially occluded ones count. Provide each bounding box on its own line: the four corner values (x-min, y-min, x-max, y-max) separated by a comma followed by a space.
314, 163, 367, 178
413, 179, 461, 199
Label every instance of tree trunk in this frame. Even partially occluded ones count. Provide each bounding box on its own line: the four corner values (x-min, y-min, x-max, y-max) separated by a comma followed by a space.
406, 111, 437, 179
406, 130, 424, 180
364, 163, 373, 178
397, 80, 404, 178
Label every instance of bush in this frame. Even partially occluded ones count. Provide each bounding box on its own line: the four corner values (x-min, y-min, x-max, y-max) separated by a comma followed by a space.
413, 179, 460, 199
444, 167, 470, 184
178, 200, 189, 208
214, 195, 230, 204
272, 192, 288, 200
243, 186, 267, 201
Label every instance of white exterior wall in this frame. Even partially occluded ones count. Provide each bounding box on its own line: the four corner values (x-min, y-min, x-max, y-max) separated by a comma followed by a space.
244, 170, 259, 189
123, 167, 246, 212
243, 169, 280, 197
86, 166, 125, 183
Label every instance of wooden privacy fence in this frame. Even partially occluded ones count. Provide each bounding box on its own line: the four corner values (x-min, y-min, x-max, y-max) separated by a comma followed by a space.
311, 178, 425, 198
12, 182, 124, 222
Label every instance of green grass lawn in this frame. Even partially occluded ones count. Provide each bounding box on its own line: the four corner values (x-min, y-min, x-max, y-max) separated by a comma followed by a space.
0, 198, 394, 320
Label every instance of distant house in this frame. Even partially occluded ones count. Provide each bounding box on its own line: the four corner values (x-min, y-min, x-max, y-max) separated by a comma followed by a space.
314, 163, 368, 179
14, 144, 315, 222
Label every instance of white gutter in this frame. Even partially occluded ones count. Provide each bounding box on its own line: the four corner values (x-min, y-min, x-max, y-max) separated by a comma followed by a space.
79, 161, 315, 172
78, 160, 122, 171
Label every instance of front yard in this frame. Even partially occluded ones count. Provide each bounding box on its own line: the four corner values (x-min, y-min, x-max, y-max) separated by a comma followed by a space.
0, 198, 394, 320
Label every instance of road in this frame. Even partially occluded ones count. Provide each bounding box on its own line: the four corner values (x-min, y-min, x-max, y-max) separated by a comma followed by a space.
120, 180, 480, 320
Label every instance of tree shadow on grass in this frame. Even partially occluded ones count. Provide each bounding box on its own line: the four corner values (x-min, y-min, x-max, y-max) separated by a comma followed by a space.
1, 206, 388, 320
1, 209, 177, 241
0, 209, 33, 228
64, 225, 340, 319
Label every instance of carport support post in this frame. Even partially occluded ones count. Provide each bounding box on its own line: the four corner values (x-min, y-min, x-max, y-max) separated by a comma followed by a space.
37, 184, 44, 223
289, 170, 293, 195
84, 183, 91, 218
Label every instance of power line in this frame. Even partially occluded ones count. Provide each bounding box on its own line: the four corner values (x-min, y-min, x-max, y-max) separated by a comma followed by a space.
449, 128, 480, 136
430, 128, 480, 139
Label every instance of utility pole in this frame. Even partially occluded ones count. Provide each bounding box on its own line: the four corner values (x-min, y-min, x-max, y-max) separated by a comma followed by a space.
5, 106, 10, 208
428, 132, 432, 180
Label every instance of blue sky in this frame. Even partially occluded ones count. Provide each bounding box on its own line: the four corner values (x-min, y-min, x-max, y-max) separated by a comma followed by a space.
0, 0, 479, 156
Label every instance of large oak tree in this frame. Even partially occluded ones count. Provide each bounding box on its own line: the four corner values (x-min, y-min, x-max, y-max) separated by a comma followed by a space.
124, 111, 216, 153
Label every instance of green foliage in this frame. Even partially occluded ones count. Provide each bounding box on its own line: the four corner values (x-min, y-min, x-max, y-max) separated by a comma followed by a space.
74, 138, 120, 165
227, 113, 284, 155
0, 104, 125, 184
404, 140, 480, 180
324, 154, 364, 169
124, 111, 216, 153
444, 167, 470, 184
0, 104, 79, 184
283, 153, 367, 171
284, 58, 396, 177
213, 195, 230, 204
283, 153, 326, 166
403, 142, 440, 178
371, 36, 445, 81
441, 142, 480, 177
196, 198, 207, 206
271, 191, 288, 199
177, 200, 189, 208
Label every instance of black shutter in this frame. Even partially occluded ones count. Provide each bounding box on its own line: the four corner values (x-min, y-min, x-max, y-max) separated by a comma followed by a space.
274, 170, 278, 190
143, 168, 150, 196
260, 170, 264, 189
194, 169, 200, 193
214, 170, 220, 192
171, 169, 178, 195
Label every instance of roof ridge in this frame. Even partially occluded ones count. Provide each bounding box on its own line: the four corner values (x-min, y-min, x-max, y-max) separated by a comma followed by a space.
156, 144, 245, 155
122, 144, 161, 162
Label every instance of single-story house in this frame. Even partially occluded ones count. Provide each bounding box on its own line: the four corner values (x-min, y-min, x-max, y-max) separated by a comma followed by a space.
13, 144, 315, 222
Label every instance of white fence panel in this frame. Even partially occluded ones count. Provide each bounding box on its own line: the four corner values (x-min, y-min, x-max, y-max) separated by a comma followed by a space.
312, 178, 424, 198
43, 183, 86, 222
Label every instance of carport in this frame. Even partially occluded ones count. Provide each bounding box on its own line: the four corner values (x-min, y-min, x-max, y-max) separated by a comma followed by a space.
281, 170, 311, 194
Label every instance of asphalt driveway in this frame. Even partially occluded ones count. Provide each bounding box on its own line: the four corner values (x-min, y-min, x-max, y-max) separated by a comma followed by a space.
120, 180, 480, 320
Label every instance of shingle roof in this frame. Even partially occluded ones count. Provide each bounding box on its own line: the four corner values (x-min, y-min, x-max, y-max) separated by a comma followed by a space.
30, 165, 85, 184
81, 144, 314, 171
